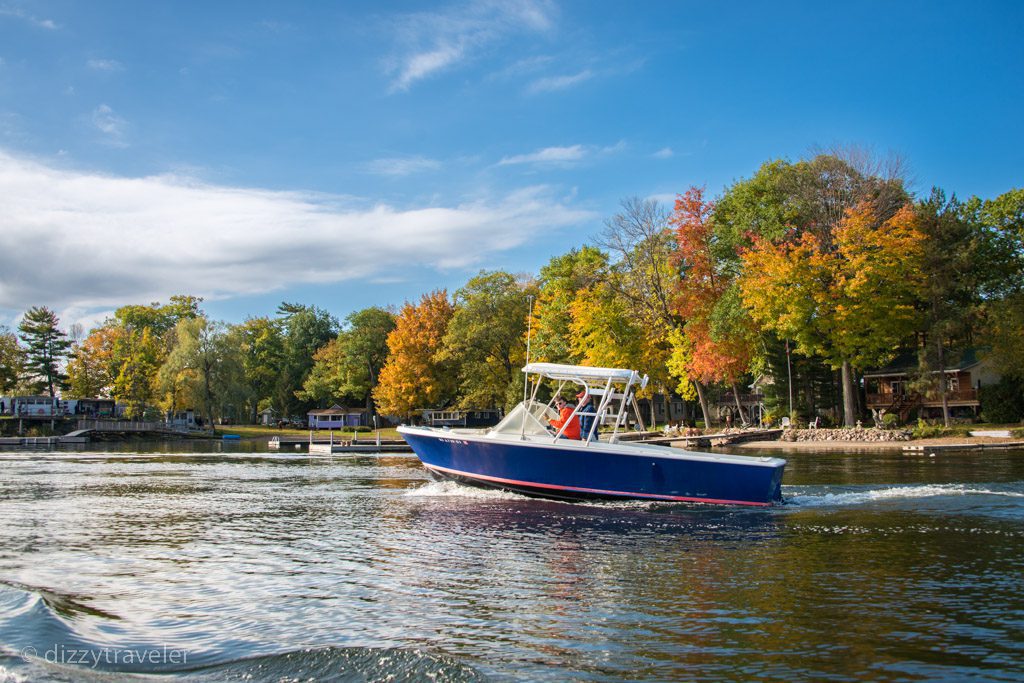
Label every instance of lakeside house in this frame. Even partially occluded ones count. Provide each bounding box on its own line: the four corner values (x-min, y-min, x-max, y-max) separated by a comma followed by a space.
307, 405, 369, 429
863, 348, 1000, 421
166, 409, 197, 430
258, 407, 278, 426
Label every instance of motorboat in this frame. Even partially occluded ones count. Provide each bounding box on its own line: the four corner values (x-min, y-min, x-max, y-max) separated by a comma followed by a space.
398, 363, 786, 506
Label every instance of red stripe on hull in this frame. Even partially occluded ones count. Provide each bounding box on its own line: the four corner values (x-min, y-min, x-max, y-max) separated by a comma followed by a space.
423, 463, 771, 507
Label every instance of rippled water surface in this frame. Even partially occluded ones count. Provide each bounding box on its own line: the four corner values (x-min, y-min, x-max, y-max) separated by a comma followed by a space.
1, 442, 1023, 681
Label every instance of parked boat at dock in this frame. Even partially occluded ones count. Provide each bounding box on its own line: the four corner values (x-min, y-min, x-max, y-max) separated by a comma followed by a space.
398, 363, 786, 506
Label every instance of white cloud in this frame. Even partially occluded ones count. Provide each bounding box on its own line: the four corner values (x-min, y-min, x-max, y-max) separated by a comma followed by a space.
364, 156, 442, 176
0, 150, 593, 318
499, 144, 586, 166
0, 7, 58, 29
653, 147, 673, 159
87, 58, 124, 72
526, 69, 593, 94
393, 44, 464, 91
91, 105, 128, 146
387, 0, 555, 92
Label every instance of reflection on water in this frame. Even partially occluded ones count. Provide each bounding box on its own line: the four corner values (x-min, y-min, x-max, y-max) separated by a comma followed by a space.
0, 446, 1022, 681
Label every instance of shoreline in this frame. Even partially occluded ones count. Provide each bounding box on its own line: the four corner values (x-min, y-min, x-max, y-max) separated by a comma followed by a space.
733, 435, 1024, 452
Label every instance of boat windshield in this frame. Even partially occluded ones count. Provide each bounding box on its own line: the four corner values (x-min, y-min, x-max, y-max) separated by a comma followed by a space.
489, 400, 555, 437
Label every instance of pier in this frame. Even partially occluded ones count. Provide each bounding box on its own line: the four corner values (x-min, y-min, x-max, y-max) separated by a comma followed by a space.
639, 429, 784, 449
270, 431, 413, 454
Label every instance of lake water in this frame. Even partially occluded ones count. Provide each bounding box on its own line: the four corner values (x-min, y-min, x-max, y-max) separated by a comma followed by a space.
1, 442, 1022, 682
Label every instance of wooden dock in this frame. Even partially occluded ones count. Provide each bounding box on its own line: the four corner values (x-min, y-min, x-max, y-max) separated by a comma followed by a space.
640, 429, 784, 449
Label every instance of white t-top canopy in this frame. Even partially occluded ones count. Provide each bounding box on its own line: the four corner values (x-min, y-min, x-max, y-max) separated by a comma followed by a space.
522, 362, 644, 385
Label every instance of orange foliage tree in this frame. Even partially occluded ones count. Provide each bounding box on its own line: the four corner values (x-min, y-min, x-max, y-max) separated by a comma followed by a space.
372, 290, 456, 418
670, 186, 757, 425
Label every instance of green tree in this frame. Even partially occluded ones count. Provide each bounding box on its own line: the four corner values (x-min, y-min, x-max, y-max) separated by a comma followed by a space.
968, 188, 1024, 379
228, 317, 286, 422
530, 246, 609, 365
157, 317, 231, 426
18, 306, 71, 397
336, 307, 397, 413
276, 303, 338, 417
914, 189, 988, 425
107, 296, 204, 416
442, 271, 535, 411
113, 326, 162, 418
295, 338, 349, 407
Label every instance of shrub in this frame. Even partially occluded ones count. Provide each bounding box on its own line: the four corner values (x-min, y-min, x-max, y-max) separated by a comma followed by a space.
881, 413, 900, 429
980, 377, 1024, 424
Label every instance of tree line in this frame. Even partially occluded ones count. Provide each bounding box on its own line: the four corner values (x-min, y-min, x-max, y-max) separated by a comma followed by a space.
2, 151, 1022, 427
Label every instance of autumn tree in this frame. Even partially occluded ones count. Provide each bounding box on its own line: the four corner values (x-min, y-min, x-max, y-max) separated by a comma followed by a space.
741, 201, 924, 425
113, 326, 162, 418
670, 186, 759, 425
66, 326, 118, 398
0, 326, 25, 394
721, 152, 910, 425
373, 291, 456, 419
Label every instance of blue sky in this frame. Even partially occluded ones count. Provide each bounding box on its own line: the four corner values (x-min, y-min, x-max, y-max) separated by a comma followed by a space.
1, 0, 1021, 331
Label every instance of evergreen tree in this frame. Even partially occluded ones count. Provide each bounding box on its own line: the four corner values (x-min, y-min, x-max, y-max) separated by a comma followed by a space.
17, 306, 71, 397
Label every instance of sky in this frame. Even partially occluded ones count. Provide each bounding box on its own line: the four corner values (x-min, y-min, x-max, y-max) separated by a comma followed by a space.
0, 0, 1022, 332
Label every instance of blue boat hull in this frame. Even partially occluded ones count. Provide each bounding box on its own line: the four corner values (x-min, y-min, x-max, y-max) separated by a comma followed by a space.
400, 429, 785, 506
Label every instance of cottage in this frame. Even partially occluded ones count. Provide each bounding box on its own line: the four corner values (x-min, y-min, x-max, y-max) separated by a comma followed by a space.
258, 407, 278, 426
863, 349, 999, 421
307, 405, 368, 429
166, 409, 197, 430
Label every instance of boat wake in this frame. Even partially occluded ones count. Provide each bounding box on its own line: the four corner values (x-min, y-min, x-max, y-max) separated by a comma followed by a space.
0, 646, 484, 682
404, 480, 531, 501
0, 580, 484, 682
788, 483, 1024, 508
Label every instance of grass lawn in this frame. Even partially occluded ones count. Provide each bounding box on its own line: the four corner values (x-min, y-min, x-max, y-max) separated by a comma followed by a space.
218, 424, 403, 440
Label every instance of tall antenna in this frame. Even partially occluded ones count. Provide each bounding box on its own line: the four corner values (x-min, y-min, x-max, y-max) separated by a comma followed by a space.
521, 295, 534, 441
523, 295, 534, 405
